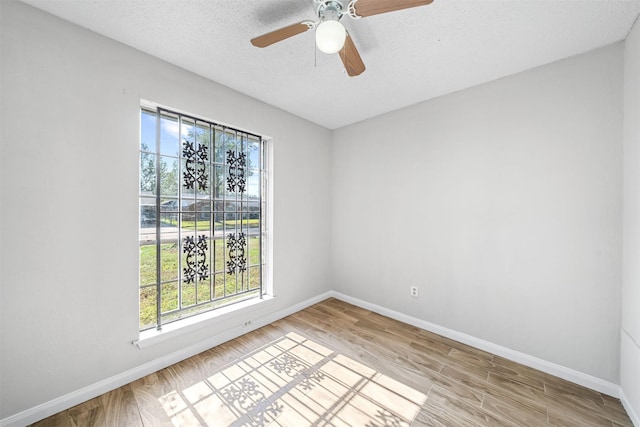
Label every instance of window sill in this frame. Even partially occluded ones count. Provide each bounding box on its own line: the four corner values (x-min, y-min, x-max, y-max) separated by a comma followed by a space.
134, 295, 275, 349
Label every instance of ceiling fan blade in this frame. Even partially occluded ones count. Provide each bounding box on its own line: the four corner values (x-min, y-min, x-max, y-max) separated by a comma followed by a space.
350, 0, 434, 18
339, 32, 365, 77
251, 22, 312, 48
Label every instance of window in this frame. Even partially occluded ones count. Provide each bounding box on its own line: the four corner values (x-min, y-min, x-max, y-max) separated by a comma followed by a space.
139, 106, 266, 331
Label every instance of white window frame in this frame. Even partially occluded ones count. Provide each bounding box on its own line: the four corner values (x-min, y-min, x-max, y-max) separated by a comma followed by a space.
136, 101, 273, 347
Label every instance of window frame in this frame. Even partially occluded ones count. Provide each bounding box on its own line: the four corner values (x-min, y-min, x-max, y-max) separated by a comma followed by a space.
138, 103, 270, 335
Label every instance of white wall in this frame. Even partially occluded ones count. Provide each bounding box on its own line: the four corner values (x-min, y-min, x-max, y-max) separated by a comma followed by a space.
622, 14, 640, 424
0, 0, 331, 420
332, 44, 624, 383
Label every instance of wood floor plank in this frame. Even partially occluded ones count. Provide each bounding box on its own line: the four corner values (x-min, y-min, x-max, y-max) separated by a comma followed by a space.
67, 394, 105, 427
544, 382, 607, 412
100, 385, 143, 426
419, 329, 495, 362
394, 350, 445, 375
415, 401, 479, 427
130, 371, 175, 426
441, 351, 492, 381
481, 394, 549, 427
603, 400, 635, 427
488, 361, 546, 391
486, 372, 549, 416
547, 402, 615, 427
29, 298, 634, 427
30, 411, 69, 427
428, 377, 484, 409
65, 385, 142, 427
427, 385, 517, 427
440, 364, 548, 419
493, 355, 583, 392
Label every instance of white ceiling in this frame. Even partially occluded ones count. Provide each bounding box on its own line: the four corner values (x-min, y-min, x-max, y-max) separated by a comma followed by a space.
19, 0, 640, 129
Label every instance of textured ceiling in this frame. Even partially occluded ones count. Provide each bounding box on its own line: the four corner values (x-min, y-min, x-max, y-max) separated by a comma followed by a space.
19, 0, 640, 129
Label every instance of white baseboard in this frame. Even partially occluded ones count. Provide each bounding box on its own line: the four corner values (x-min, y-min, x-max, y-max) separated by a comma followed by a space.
0, 291, 332, 427
330, 291, 621, 398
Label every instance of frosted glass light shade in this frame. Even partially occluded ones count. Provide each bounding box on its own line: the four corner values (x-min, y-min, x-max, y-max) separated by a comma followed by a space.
315, 20, 346, 54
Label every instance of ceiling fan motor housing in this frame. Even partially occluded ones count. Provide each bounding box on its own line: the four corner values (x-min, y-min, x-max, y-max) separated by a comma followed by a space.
317, 0, 344, 22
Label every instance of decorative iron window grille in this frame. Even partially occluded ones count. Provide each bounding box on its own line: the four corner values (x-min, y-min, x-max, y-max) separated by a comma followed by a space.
139, 106, 266, 331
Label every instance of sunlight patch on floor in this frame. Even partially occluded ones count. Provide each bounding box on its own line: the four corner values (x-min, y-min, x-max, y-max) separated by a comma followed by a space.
159, 332, 427, 426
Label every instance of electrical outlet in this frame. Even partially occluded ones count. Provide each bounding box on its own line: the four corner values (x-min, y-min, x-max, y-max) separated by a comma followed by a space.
410, 286, 418, 298
242, 319, 253, 327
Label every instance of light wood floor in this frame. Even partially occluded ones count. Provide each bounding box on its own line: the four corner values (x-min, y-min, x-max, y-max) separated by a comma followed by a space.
32, 298, 633, 426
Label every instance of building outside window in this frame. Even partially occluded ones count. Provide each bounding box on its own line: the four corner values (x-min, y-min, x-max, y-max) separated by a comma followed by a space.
139, 106, 266, 331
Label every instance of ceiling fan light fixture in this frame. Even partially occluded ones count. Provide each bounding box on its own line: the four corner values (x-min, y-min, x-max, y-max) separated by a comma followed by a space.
315, 20, 346, 54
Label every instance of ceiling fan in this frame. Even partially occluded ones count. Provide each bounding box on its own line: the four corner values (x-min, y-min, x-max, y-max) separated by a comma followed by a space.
251, 0, 435, 77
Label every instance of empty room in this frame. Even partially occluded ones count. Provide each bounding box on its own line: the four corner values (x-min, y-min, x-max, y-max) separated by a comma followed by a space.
2, 0, 640, 425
